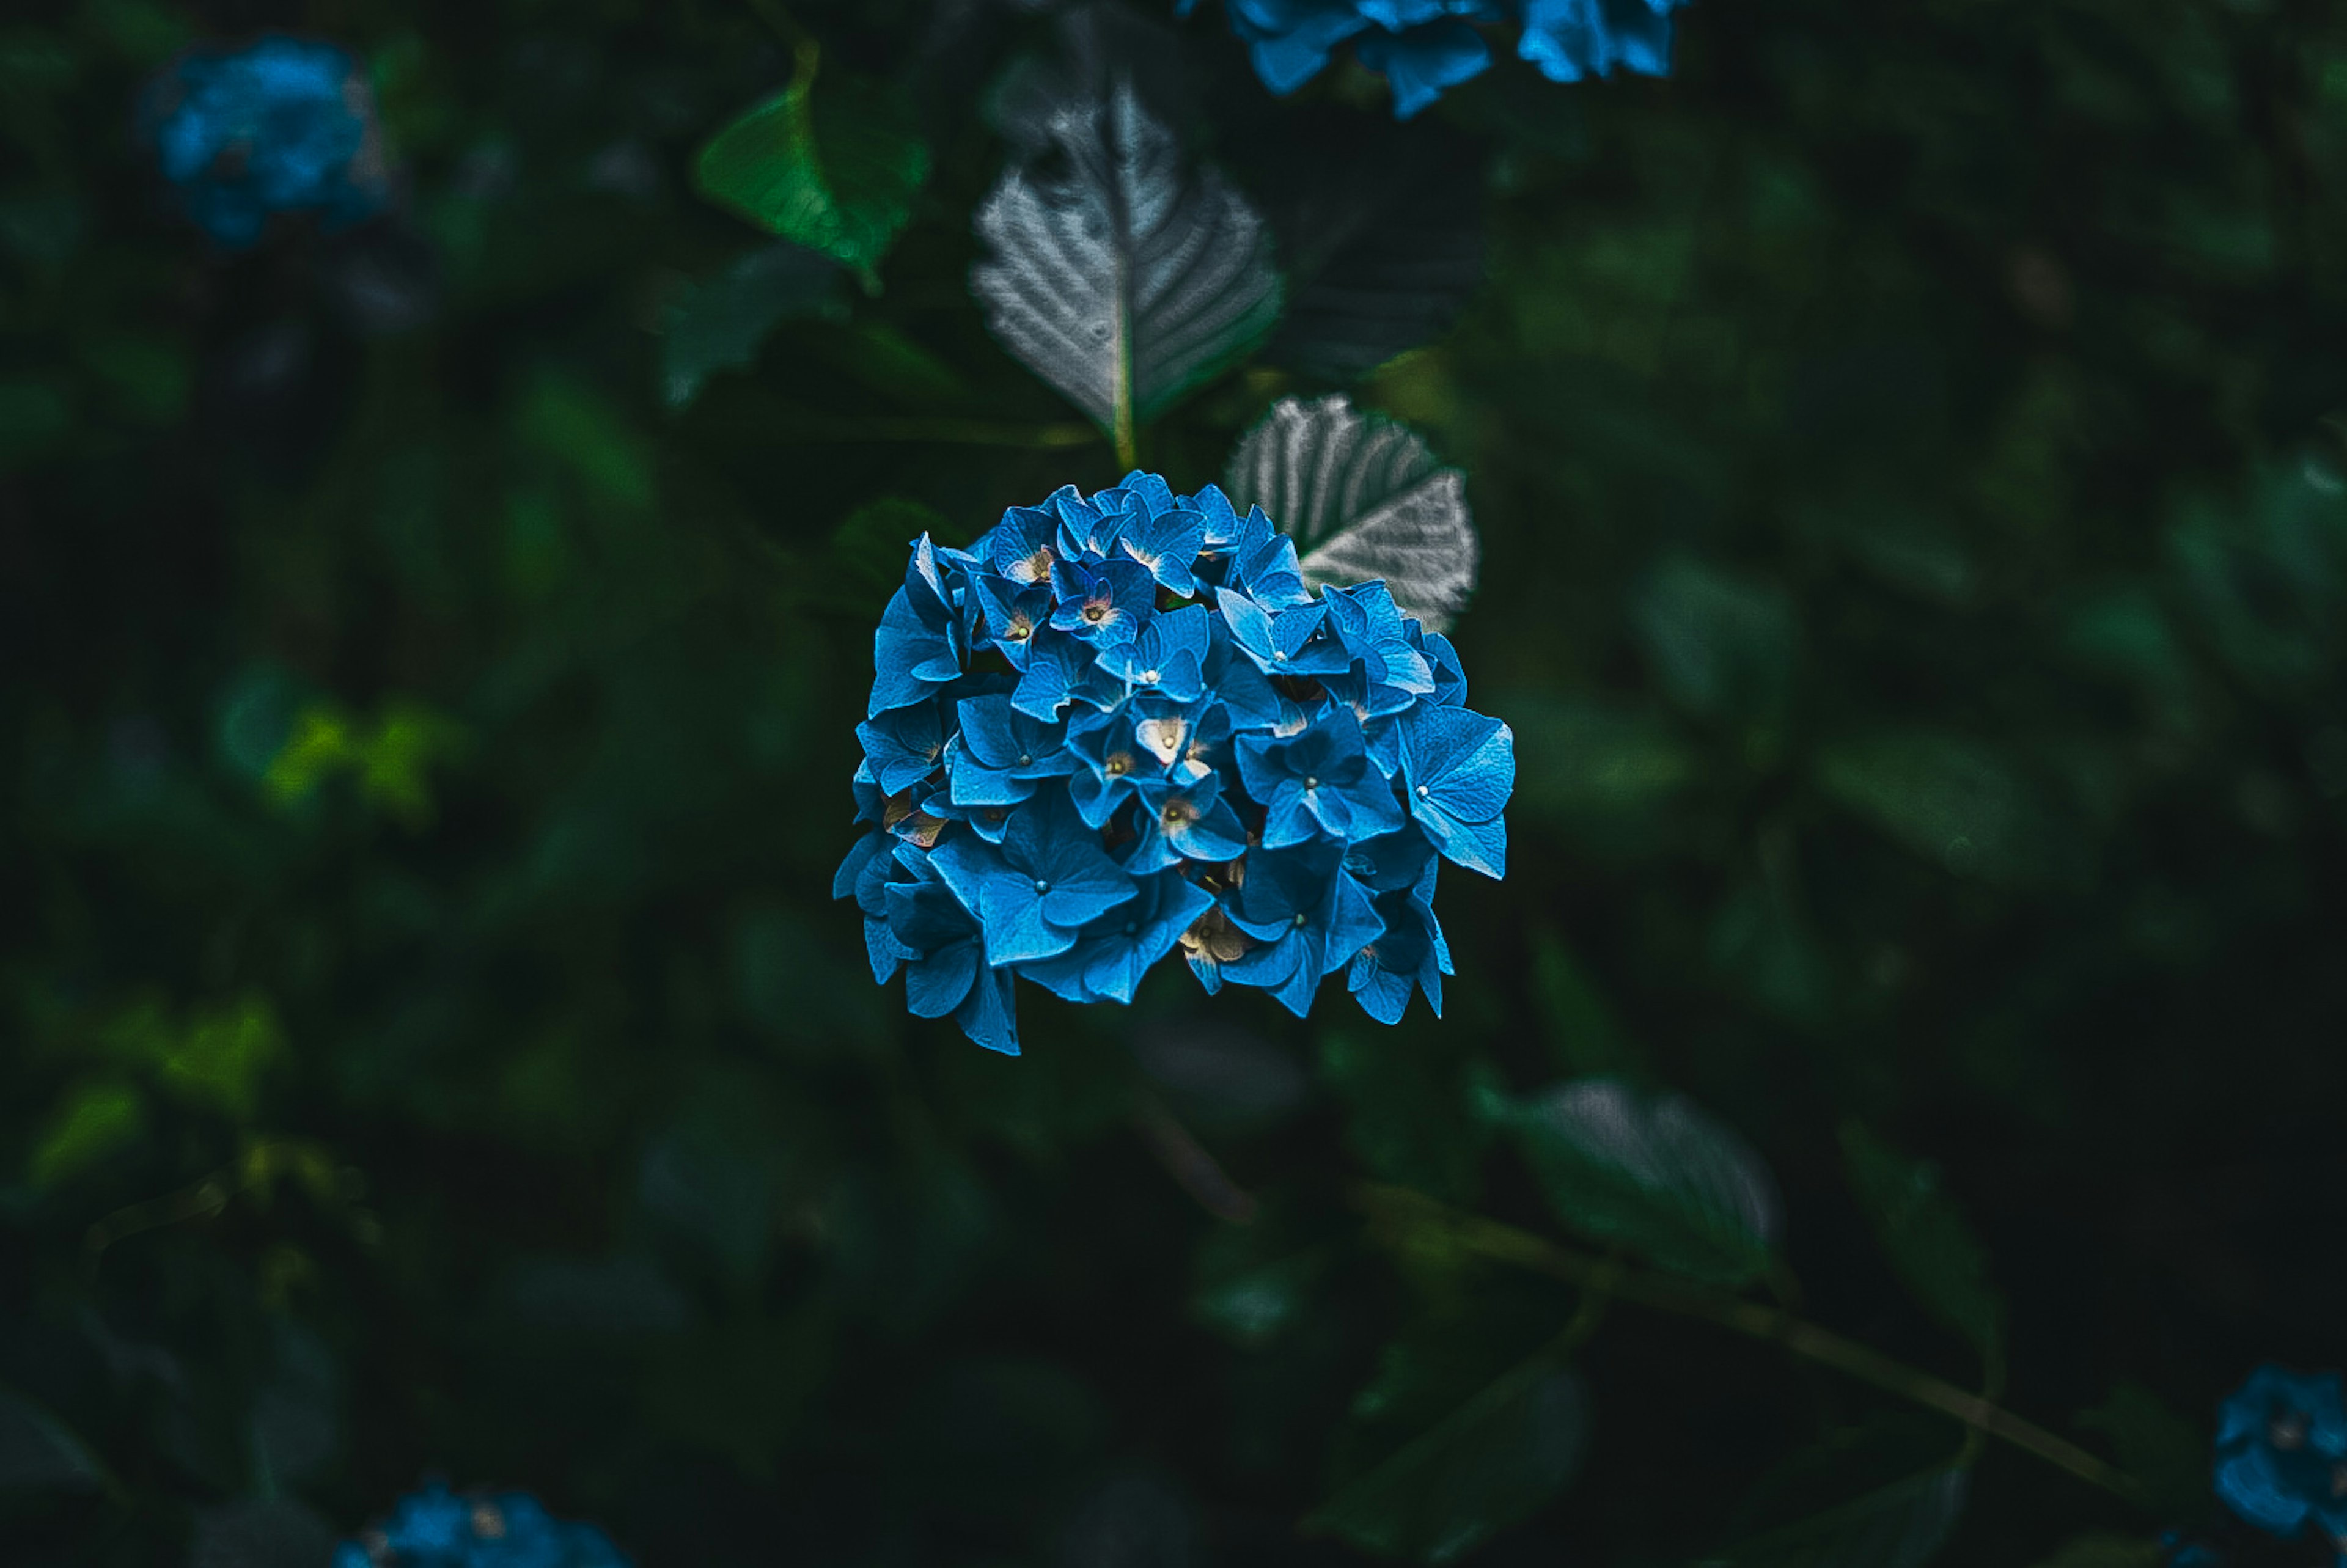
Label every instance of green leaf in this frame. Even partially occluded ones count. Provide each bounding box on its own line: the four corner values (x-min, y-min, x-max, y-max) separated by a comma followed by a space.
153, 995, 286, 1121
692, 44, 930, 283
1507, 1076, 1779, 1286
1704, 1468, 1967, 1568
2026, 1533, 2164, 1568
1839, 1124, 2004, 1364
2075, 1382, 2208, 1519
1630, 555, 1798, 726
969, 77, 1282, 447
28, 1080, 144, 1189
1320, 1028, 1489, 1204
1257, 115, 1489, 381
0, 1386, 106, 1492
1499, 694, 1698, 855
1225, 395, 1480, 632
1313, 1350, 1587, 1564
1814, 731, 2079, 888
659, 241, 845, 409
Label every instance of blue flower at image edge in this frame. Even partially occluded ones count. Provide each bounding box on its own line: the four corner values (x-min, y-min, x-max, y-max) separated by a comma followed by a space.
1177, 0, 1689, 118
2213, 1365, 2347, 1554
336, 1481, 632, 1568
837, 471, 1511, 1053
144, 35, 388, 248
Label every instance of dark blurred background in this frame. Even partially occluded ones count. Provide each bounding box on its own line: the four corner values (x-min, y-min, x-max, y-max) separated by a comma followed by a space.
4, 0, 2346, 1564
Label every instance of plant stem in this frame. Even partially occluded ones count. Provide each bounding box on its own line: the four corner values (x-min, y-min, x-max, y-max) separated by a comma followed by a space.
1356, 1184, 2140, 1502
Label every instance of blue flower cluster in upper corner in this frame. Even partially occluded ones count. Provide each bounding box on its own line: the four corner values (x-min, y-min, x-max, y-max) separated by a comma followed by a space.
837, 472, 1513, 1054
2213, 1365, 2347, 1556
335, 1481, 633, 1568
1177, 0, 1689, 118
144, 36, 388, 249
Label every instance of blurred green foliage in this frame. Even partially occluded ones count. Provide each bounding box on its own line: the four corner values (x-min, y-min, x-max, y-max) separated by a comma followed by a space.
4, 0, 2346, 1566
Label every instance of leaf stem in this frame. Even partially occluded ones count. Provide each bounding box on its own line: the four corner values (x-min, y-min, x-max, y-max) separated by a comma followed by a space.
1356, 1184, 2140, 1502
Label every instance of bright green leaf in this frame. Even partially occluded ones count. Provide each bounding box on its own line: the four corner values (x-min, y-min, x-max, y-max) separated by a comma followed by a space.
1840, 1124, 2004, 1365
1507, 1076, 1779, 1286
156, 995, 286, 1121
693, 44, 929, 283
29, 1080, 144, 1188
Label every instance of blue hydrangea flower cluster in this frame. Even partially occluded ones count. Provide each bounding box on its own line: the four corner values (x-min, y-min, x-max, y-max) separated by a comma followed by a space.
1178, 0, 1690, 118
334, 1481, 632, 1568
144, 37, 388, 249
2213, 1365, 2347, 1556
837, 472, 1513, 1054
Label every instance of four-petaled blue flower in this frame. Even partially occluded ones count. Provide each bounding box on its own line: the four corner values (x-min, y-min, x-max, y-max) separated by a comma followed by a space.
144, 37, 389, 249
334, 1480, 633, 1568
1177, 0, 1691, 119
2213, 1365, 2347, 1552
839, 471, 1512, 1052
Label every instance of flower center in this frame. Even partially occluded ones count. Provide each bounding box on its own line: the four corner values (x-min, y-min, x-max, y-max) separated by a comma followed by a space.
1142, 669, 1161, 683
1302, 776, 1318, 791
1085, 604, 1107, 623
1032, 878, 1051, 895
2274, 1415, 2308, 1450
1272, 649, 1288, 661
1018, 753, 1032, 766
1163, 802, 1193, 826
1292, 912, 1308, 928
1105, 754, 1131, 775
1416, 784, 1430, 798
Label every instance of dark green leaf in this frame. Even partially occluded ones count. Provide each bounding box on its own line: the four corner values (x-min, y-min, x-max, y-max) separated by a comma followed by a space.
693, 46, 930, 281
1313, 1353, 1587, 1564
1839, 1124, 2004, 1363
189, 1499, 335, 1568
2075, 1382, 2208, 1519
1813, 731, 2081, 888
1320, 1028, 1489, 1204
2026, 1534, 2164, 1568
1507, 1076, 1779, 1286
1630, 555, 1798, 725
969, 78, 1282, 435
1225, 394, 1478, 632
1705, 1468, 1967, 1568
0, 1387, 105, 1492
1255, 113, 1489, 380
660, 242, 845, 409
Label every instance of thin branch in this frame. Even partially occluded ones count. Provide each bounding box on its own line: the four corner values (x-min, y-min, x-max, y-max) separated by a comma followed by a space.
1355, 1184, 2140, 1502
1134, 1093, 1257, 1223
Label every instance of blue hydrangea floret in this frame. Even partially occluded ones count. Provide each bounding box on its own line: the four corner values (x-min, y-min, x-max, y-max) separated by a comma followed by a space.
839, 472, 1513, 1053
2212, 1365, 2347, 1552
336, 1480, 632, 1568
1178, 0, 1691, 118
144, 36, 389, 249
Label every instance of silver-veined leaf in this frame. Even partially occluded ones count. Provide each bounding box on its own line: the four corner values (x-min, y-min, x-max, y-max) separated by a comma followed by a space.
969, 78, 1282, 441
1224, 394, 1479, 632
1507, 1075, 1780, 1286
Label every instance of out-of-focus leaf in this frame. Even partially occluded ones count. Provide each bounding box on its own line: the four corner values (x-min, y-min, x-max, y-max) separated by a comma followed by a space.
1630, 555, 1798, 726
1312, 1349, 1587, 1564
249, 1321, 340, 1489
1703, 1468, 1967, 1568
1060, 1470, 1200, 1568
969, 77, 1280, 437
1500, 694, 1697, 853
2076, 1382, 2206, 1519
2167, 459, 2347, 695
1320, 1028, 1488, 1204
1814, 731, 2076, 888
149, 995, 284, 1121
28, 1080, 144, 1189
1839, 1123, 2004, 1364
1224, 394, 1478, 632
0, 1387, 106, 1492
1131, 1020, 1308, 1136
693, 45, 930, 282
1506, 1077, 1780, 1286
1528, 929, 1648, 1080
189, 1498, 336, 1568
660, 241, 846, 409
1255, 114, 1489, 380
2026, 1534, 2164, 1568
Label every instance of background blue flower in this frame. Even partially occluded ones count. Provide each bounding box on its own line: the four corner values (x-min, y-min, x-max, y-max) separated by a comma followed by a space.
837, 473, 1511, 1048
144, 36, 387, 248
2213, 1365, 2347, 1545
336, 1482, 632, 1568
1179, 0, 1691, 117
